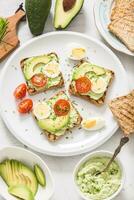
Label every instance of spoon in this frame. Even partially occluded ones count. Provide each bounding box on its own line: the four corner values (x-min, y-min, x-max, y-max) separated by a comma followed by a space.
96, 136, 129, 176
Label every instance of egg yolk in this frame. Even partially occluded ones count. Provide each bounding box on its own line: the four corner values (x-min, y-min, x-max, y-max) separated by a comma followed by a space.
72, 48, 86, 59
83, 120, 97, 128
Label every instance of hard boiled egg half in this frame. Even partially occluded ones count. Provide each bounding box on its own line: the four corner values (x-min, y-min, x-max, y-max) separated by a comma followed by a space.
43, 62, 60, 78
67, 43, 87, 61
33, 102, 51, 120
81, 117, 105, 131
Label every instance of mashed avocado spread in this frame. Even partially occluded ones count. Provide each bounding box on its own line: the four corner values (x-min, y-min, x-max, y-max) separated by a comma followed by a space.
76, 156, 121, 200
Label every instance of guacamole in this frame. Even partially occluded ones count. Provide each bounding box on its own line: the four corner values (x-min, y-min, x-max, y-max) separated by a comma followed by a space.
76, 156, 121, 200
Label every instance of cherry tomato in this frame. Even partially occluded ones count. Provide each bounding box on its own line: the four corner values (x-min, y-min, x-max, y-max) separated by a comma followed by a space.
14, 83, 27, 99
75, 77, 91, 94
54, 99, 70, 116
31, 74, 47, 87
18, 99, 33, 114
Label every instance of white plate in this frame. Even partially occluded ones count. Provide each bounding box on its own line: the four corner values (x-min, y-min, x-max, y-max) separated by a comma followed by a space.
0, 31, 129, 156
94, 0, 134, 56
0, 146, 54, 200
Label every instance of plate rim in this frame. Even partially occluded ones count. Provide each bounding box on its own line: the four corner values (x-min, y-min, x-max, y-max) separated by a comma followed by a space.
0, 31, 130, 156
94, 0, 134, 56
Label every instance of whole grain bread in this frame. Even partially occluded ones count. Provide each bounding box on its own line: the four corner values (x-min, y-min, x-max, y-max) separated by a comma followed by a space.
69, 61, 114, 106
109, 90, 134, 135
108, 13, 134, 52
20, 53, 64, 95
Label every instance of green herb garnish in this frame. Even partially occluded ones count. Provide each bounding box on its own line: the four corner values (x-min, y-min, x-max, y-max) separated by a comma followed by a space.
0, 17, 8, 42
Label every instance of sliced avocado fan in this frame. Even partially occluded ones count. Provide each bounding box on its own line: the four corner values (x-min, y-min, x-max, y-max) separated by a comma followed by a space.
54, 0, 84, 29
8, 184, 34, 200
0, 159, 38, 196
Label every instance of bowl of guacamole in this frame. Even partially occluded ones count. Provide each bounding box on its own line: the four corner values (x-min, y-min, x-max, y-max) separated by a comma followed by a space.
73, 151, 125, 200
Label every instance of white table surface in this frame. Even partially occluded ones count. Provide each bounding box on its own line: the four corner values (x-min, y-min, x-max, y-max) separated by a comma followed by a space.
0, 1, 134, 200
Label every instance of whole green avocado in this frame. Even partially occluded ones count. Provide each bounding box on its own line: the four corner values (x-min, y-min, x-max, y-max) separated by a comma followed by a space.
25, 0, 51, 36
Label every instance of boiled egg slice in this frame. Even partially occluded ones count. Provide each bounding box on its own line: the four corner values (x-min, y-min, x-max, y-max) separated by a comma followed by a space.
33, 102, 51, 120
91, 77, 107, 94
68, 44, 87, 61
43, 62, 60, 78
81, 117, 105, 131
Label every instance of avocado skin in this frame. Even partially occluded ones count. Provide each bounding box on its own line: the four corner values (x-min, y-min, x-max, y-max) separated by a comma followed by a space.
25, 0, 52, 35
54, 0, 84, 30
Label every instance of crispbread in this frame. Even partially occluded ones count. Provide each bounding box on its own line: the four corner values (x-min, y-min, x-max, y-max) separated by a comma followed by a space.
69, 61, 114, 106
21, 53, 64, 95
108, 13, 134, 52
111, 0, 134, 21
33, 91, 82, 142
109, 90, 134, 135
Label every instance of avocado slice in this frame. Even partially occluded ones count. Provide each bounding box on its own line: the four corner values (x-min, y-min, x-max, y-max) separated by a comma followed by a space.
0, 160, 38, 196
23, 55, 51, 80
34, 164, 46, 187
72, 63, 106, 80
54, 0, 84, 29
25, 0, 52, 35
8, 184, 34, 200
37, 115, 69, 134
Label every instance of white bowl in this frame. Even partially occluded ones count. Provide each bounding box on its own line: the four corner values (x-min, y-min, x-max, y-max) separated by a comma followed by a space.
73, 151, 125, 200
0, 146, 54, 200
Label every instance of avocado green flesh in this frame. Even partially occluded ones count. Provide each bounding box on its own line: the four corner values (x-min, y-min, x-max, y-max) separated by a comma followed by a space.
72, 62, 111, 100
37, 115, 69, 135
76, 156, 121, 200
24, 55, 51, 80
72, 63, 106, 80
54, 0, 84, 29
36, 93, 80, 136
0, 160, 38, 196
34, 164, 46, 187
8, 184, 34, 200
25, 0, 52, 35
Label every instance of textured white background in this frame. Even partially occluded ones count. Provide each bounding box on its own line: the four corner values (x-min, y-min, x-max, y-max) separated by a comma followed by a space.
0, 0, 134, 199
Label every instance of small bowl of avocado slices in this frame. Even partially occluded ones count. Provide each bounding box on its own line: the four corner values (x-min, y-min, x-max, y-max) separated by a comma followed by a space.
73, 151, 125, 200
0, 146, 54, 200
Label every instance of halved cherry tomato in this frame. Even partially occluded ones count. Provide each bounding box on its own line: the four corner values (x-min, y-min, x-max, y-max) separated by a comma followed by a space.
75, 77, 91, 94
14, 83, 27, 99
18, 99, 33, 114
31, 74, 47, 87
54, 99, 70, 116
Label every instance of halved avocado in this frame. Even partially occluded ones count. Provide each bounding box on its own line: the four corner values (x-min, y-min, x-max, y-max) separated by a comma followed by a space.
8, 184, 34, 200
37, 115, 69, 134
54, 0, 84, 29
34, 164, 46, 187
0, 160, 38, 196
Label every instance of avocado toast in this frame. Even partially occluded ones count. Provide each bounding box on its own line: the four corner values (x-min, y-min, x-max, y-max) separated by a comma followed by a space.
21, 53, 64, 95
69, 61, 114, 105
33, 91, 82, 141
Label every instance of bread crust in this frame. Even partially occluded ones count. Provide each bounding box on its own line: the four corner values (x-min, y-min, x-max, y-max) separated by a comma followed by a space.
33, 91, 82, 142
20, 53, 64, 95
68, 61, 114, 106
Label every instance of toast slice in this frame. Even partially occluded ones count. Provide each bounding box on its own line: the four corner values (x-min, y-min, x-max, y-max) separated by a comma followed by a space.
21, 53, 64, 95
33, 91, 82, 142
108, 13, 134, 52
109, 90, 134, 135
69, 61, 114, 106
111, 0, 134, 21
